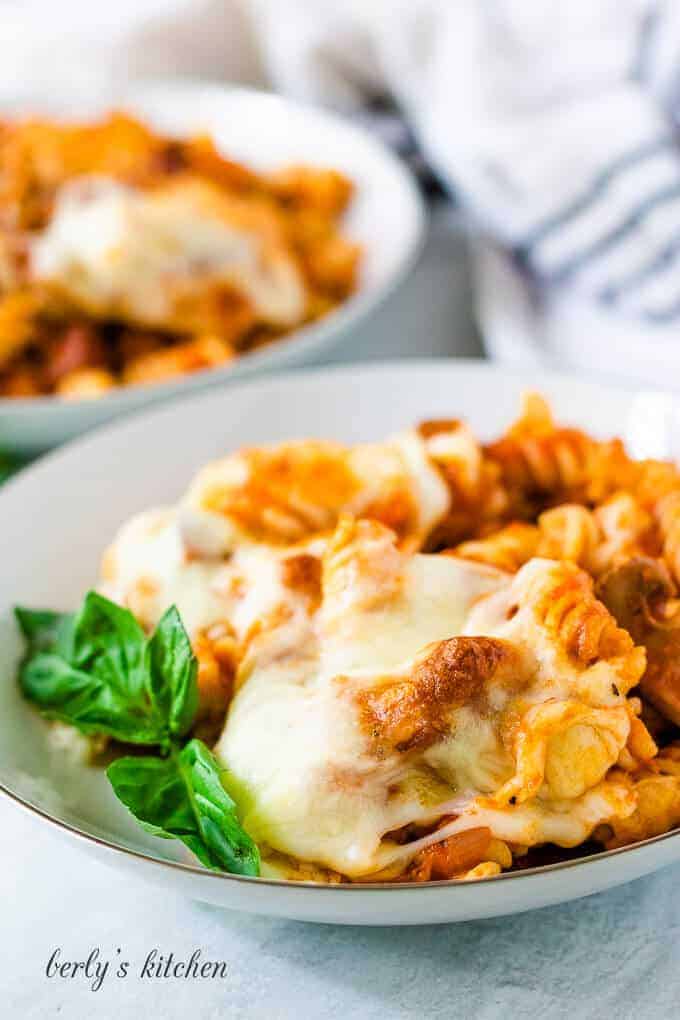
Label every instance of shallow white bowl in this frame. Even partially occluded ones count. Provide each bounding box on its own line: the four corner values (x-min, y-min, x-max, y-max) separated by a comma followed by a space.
2, 360, 678, 925
0, 80, 424, 455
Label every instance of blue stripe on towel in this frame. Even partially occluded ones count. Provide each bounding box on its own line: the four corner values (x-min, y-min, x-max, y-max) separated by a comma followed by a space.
546, 180, 680, 283
640, 297, 680, 322
600, 234, 680, 303
521, 135, 672, 251
633, 2, 661, 81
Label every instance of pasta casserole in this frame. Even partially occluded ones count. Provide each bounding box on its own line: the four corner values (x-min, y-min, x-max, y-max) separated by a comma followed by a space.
54, 391, 678, 883
0, 112, 359, 398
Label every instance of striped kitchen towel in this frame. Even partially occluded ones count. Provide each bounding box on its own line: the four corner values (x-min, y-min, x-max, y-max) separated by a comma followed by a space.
252, 0, 680, 324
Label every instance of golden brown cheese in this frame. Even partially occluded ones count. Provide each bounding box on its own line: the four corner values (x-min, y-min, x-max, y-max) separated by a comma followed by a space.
215, 523, 644, 879
179, 428, 453, 556
96, 402, 672, 882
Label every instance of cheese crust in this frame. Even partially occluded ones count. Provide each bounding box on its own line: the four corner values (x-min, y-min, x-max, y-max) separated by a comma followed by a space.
99, 395, 680, 882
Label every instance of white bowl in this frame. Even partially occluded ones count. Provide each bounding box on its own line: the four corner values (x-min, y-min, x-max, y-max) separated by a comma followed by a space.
0, 80, 424, 455
2, 359, 678, 926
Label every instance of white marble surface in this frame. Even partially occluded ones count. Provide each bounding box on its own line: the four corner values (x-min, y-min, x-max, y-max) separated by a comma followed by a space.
3, 206, 678, 1019
4, 796, 680, 1020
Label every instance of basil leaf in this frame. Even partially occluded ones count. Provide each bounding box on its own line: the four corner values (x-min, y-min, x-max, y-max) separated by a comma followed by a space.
15, 592, 199, 747
177, 740, 260, 875
0, 451, 23, 485
106, 755, 197, 837
20, 653, 97, 708
70, 592, 148, 700
146, 605, 198, 739
19, 651, 168, 745
107, 740, 260, 876
14, 607, 73, 657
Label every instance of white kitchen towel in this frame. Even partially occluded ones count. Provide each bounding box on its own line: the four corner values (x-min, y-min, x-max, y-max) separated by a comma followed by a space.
251, 0, 680, 383
252, 0, 680, 318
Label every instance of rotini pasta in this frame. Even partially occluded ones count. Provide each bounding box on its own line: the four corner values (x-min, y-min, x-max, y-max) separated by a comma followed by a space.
63, 392, 680, 881
484, 393, 632, 519
594, 745, 680, 849
452, 493, 657, 580
0, 112, 360, 398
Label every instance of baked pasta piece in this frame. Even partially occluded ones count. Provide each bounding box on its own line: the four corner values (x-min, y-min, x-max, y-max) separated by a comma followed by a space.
92, 392, 680, 882
177, 426, 459, 555
484, 393, 632, 518
0, 112, 360, 397
215, 525, 646, 880
594, 745, 680, 849
454, 493, 657, 577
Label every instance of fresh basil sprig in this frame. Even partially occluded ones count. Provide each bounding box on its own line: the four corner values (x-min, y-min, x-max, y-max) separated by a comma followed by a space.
16, 593, 197, 749
0, 450, 23, 485
15, 592, 259, 877
107, 740, 260, 876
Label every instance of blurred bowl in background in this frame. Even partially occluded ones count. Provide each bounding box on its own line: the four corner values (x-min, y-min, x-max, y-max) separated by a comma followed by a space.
0, 79, 425, 454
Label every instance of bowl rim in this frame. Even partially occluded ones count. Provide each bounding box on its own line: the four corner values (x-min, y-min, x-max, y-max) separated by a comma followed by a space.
0, 77, 426, 411
4, 770, 679, 891
1, 356, 676, 891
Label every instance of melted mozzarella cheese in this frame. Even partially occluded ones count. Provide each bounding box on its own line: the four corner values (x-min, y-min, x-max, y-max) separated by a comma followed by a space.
216, 552, 638, 879
100, 507, 296, 642
99, 447, 642, 881
320, 553, 507, 676
179, 428, 452, 557
371, 779, 636, 870
32, 176, 306, 328
217, 553, 514, 876
100, 508, 224, 634
362, 430, 451, 545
